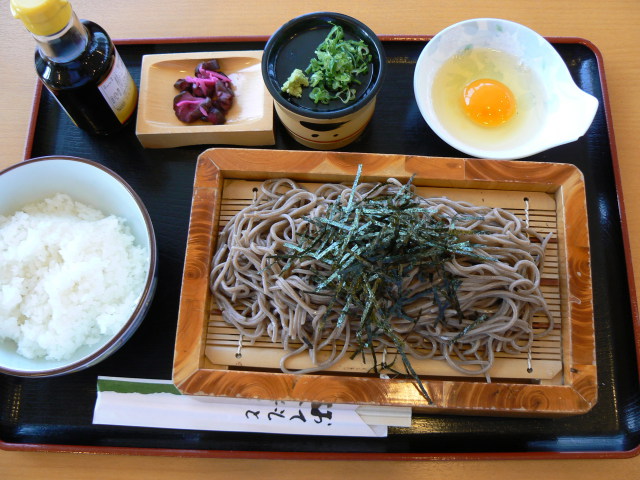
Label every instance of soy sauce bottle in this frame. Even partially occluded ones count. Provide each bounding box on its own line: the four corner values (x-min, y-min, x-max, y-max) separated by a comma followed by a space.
11, 0, 138, 135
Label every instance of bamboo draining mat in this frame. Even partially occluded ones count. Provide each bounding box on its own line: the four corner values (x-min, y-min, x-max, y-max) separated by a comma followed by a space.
173, 148, 596, 416
206, 181, 562, 383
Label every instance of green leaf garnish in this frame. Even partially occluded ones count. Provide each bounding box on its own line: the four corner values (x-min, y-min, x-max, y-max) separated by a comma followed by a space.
283, 23, 373, 104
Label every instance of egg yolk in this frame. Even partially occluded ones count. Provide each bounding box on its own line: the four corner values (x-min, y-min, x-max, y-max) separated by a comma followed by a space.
461, 79, 516, 127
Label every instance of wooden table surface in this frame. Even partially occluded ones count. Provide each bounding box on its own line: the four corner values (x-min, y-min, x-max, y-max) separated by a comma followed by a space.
1, 1, 639, 478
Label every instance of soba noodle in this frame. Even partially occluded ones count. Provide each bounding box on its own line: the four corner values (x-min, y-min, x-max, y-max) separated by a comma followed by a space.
210, 177, 554, 379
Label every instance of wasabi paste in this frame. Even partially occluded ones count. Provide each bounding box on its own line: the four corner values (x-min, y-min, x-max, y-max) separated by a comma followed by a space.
281, 68, 309, 98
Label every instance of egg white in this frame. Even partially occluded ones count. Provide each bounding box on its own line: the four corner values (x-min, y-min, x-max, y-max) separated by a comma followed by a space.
431, 47, 546, 152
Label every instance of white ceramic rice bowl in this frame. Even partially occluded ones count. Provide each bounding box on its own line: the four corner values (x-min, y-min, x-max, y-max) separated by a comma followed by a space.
0, 156, 157, 377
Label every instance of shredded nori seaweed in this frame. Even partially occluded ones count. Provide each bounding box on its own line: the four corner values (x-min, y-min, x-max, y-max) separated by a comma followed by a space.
275, 166, 495, 404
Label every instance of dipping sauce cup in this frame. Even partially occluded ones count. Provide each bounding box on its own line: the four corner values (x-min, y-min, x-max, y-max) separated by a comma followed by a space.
262, 12, 386, 150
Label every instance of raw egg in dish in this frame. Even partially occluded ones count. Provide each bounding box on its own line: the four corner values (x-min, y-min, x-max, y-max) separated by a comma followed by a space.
431, 47, 545, 151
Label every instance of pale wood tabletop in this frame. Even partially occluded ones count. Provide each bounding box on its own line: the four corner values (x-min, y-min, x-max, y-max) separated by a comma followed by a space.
1, 1, 639, 478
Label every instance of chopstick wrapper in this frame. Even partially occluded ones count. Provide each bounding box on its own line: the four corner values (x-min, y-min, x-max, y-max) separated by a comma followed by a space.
93, 377, 412, 437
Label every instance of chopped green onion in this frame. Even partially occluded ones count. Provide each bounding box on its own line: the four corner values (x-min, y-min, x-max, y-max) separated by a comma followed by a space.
282, 23, 373, 104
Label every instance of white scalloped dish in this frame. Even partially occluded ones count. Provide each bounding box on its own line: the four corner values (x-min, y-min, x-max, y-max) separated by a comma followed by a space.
413, 18, 599, 160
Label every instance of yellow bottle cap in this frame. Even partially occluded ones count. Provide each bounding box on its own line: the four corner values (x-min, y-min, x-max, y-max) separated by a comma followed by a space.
10, 0, 72, 37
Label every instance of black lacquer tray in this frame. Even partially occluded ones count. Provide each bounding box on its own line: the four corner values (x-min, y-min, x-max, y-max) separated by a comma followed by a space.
1, 37, 638, 460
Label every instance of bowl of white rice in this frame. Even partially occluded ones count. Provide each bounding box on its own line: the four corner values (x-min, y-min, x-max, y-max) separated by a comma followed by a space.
0, 156, 157, 377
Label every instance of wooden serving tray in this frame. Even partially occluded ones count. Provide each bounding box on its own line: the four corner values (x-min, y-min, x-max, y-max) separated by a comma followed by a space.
173, 148, 596, 416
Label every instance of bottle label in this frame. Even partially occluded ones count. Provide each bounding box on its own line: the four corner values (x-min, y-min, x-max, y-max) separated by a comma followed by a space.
98, 49, 138, 124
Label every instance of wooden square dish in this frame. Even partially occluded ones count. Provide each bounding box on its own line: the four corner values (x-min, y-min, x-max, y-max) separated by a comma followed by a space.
173, 148, 596, 417
136, 51, 275, 148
